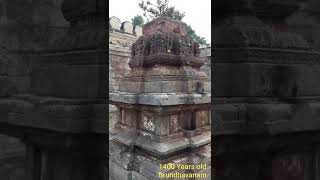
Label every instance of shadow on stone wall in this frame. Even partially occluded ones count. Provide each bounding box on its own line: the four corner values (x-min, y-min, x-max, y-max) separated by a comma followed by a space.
0, 135, 25, 180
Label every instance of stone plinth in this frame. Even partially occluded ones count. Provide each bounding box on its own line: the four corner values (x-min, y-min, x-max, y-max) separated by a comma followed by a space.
110, 17, 211, 180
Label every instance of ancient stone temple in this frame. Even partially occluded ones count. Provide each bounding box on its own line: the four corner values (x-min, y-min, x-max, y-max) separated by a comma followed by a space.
109, 17, 211, 180
213, 0, 320, 179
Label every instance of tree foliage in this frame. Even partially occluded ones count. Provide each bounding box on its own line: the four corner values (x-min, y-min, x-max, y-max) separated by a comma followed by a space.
132, 15, 145, 26
186, 25, 209, 47
138, 0, 209, 46
139, 0, 185, 21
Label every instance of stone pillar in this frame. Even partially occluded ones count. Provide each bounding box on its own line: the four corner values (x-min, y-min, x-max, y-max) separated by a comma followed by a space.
110, 17, 211, 180
213, 0, 320, 179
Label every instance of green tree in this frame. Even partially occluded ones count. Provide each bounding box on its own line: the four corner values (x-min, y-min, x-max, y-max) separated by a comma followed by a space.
138, 0, 209, 46
131, 15, 145, 26
186, 25, 209, 47
139, 0, 185, 21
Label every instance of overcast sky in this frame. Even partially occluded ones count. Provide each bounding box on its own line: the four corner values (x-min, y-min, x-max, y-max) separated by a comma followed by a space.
109, 0, 211, 43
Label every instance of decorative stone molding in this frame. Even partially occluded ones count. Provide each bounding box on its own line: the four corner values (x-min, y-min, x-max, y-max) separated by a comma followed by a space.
129, 32, 202, 68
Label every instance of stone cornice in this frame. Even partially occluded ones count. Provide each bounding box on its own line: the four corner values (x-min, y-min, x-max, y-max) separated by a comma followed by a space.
0, 95, 106, 134
110, 92, 211, 106
214, 47, 320, 64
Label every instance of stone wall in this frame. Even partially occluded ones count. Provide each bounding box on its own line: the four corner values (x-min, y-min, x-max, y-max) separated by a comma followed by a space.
0, 135, 25, 180
0, 1, 69, 180
0, 0, 69, 95
109, 16, 141, 93
109, 16, 141, 130
0, 0, 67, 98
287, 0, 320, 50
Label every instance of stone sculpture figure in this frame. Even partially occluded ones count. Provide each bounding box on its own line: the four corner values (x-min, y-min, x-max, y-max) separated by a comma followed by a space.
131, 42, 136, 57
165, 34, 174, 53
149, 35, 155, 54
173, 35, 181, 55
194, 42, 201, 57
154, 32, 166, 54
135, 36, 145, 57
179, 36, 191, 55
143, 37, 150, 56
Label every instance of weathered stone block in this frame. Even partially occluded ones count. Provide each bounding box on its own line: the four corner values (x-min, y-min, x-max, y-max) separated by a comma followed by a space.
110, 16, 122, 31
121, 21, 133, 34
32, 64, 107, 99
214, 63, 320, 97
7, 56, 30, 76
133, 26, 142, 36
7, 76, 30, 95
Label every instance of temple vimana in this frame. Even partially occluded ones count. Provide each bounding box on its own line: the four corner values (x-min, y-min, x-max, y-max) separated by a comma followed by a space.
109, 16, 212, 180
0, 0, 320, 180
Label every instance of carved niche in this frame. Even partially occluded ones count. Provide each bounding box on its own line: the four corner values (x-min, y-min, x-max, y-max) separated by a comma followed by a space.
196, 110, 209, 127
141, 112, 155, 132
170, 114, 180, 133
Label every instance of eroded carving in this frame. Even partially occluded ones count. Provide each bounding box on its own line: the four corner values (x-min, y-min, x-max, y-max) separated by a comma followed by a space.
170, 114, 180, 133
196, 110, 208, 126
194, 42, 201, 57
129, 30, 203, 68
141, 113, 155, 132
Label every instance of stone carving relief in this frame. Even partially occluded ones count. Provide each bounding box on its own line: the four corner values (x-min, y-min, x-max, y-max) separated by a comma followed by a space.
179, 35, 192, 56
129, 31, 203, 68
141, 113, 155, 132
194, 42, 200, 57
131, 36, 145, 57
196, 110, 208, 126
131, 32, 199, 58
170, 114, 180, 133
165, 34, 174, 53
150, 32, 166, 54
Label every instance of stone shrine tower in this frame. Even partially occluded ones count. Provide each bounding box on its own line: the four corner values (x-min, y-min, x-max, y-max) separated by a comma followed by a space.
109, 17, 211, 180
